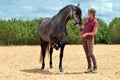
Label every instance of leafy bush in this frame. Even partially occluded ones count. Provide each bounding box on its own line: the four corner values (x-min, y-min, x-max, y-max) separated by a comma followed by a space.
108, 17, 120, 44
0, 17, 119, 45
95, 18, 108, 44
0, 18, 42, 45
67, 21, 82, 44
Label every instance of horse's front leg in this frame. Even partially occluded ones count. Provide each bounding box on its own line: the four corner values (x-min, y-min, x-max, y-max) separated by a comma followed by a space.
49, 45, 53, 69
59, 44, 65, 72
40, 41, 48, 70
50, 35, 61, 50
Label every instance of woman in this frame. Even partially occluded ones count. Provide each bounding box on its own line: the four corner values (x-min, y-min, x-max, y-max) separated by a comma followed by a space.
81, 8, 98, 73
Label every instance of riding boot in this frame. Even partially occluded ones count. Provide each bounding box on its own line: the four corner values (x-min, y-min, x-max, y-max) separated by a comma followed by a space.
92, 66, 98, 73
85, 65, 92, 73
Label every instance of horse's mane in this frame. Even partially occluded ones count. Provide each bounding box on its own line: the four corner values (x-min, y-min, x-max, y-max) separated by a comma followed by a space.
52, 5, 73, 19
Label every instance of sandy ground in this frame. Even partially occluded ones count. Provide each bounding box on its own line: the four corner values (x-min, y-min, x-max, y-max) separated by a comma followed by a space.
0, 45, 120, 80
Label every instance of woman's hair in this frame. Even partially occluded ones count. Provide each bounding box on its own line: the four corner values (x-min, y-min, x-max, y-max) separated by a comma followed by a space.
88, 8, 96, 17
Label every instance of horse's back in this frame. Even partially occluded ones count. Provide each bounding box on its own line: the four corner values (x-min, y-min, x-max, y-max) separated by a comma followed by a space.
38, 18, 51, 29
38, 18, 54, 42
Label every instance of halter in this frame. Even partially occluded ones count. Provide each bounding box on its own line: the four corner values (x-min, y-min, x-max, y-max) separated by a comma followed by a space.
72, 15, 81, 25
71, 6, 82, 25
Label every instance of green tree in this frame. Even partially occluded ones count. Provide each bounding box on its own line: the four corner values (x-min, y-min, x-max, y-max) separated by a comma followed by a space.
0, 18, 42, 45
95, 18, 108, 44
67, 21, 82, 44
0, 17, 116, 45
108, 17, 120, 44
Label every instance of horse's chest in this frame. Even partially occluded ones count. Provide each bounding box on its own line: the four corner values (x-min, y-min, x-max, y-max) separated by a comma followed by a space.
54, 27, 67, 36
53, 28, 67, 42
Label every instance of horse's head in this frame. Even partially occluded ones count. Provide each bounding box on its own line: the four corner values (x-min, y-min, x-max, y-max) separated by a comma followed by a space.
70, 4, 83, 31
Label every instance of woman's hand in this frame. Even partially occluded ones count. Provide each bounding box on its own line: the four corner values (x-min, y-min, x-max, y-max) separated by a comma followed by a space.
82, 33, 89, 38
82, 26, 98, 38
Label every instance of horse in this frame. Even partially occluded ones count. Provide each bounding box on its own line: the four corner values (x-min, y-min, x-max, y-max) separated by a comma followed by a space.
38, 4, 82, 72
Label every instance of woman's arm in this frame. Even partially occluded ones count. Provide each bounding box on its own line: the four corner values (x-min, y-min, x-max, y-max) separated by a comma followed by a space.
82, 26, 98, 38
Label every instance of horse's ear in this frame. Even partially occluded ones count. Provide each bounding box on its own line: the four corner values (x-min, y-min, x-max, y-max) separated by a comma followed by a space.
77, 3, 80, 7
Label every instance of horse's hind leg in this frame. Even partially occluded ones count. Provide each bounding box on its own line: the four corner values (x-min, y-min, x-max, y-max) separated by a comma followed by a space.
41, 47, 45, 70
59, 44, 65, 72
49, 45, 53, 69
40, 39, 48, 70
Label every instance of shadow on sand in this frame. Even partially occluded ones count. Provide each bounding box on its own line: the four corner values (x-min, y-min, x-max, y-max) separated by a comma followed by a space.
20, 68, 84, 75
20, 68, 52, 75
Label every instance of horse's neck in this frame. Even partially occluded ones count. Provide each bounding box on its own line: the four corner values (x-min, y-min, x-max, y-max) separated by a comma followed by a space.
53, 8, 71, 27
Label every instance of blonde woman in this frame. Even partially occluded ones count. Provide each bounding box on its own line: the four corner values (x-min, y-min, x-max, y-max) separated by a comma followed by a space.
81, 8, 98, 73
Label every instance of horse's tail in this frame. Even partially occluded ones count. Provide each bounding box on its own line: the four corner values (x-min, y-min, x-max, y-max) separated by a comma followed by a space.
39, 41, 50, 63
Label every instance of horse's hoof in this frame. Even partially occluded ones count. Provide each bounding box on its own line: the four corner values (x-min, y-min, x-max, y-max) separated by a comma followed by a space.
40, 67, 44, 71
55, 47, 59, 50
52, 45, 59, 50
50, 65, 53, 69
59, 68, 64, 72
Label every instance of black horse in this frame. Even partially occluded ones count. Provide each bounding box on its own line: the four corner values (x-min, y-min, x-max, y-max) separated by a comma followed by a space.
38, 4, 82, 72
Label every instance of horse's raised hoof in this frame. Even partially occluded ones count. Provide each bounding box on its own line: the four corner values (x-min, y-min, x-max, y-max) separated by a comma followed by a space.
50, 65, 53, 69
52, 45, 59, 50
55, 47, 59, 50
59, 68, 64, 72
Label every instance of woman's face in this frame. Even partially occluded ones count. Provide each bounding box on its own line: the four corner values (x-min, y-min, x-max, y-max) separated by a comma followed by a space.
88, 12, 93, 18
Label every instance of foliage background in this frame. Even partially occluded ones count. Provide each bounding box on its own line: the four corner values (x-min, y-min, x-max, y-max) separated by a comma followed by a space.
0, 17, 120, 45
